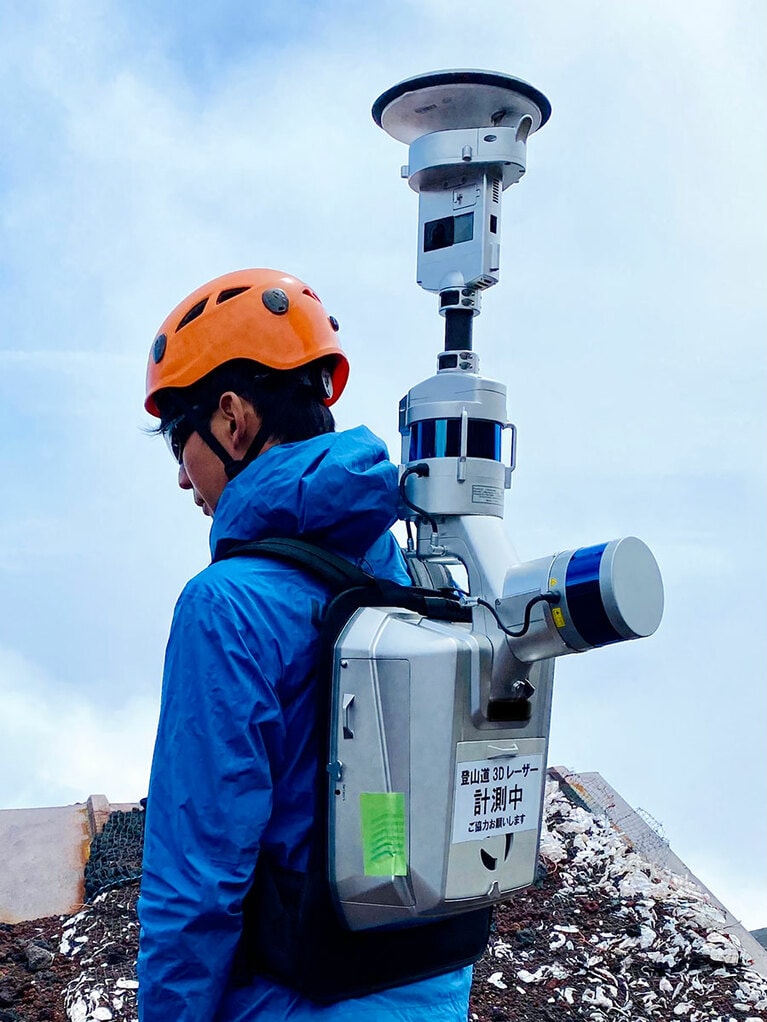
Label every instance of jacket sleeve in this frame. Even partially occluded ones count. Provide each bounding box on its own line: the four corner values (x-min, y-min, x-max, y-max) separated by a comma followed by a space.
137, 574, 285, 1022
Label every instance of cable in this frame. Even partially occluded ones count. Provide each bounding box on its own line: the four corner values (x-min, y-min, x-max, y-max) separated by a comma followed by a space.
405, 518, 415, 552
398, 463, 558, 638
399, 464, 440, 534
475, 592, 560, 639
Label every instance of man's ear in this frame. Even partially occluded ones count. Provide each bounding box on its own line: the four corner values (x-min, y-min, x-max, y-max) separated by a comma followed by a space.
218, 392, 261, 453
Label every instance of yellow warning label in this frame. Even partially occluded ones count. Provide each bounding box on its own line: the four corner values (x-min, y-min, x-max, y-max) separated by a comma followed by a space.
550, 578, 558, 587
552, 607, 566, 629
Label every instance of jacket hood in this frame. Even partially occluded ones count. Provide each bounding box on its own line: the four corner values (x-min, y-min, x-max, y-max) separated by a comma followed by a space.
210, 426, 401, 562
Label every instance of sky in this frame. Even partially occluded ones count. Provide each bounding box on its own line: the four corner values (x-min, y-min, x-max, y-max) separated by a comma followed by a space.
0, 1, 764, 928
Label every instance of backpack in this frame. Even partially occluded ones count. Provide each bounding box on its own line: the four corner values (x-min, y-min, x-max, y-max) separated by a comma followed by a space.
220, 537, 547, 1003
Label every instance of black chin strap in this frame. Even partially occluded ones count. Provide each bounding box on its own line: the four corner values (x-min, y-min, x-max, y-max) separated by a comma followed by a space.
187, 408, 271, 481
224, 425, 271, 480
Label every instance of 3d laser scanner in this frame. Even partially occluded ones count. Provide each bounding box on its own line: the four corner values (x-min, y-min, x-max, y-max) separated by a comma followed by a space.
323, 71, 664, 934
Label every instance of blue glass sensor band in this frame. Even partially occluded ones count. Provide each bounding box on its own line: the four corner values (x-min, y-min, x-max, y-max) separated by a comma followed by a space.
409, 419, 503, 462
565, 544, 623, 648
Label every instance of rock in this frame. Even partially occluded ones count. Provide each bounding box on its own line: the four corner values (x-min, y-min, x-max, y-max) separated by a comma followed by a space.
24, 941, 54, 972
0, 984, 21, 1008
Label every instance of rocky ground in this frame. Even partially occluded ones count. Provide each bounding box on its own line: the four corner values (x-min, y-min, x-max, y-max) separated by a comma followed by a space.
1, 781, 765, 1021
468, 783, 767, 1021
0, 917, 76, 1022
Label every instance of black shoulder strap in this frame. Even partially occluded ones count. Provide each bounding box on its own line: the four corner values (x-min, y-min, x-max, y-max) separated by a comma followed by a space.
217, 537, 375, 593
219, 537, 471, 624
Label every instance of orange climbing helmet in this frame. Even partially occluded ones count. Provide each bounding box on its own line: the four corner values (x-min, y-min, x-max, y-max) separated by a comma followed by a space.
145, 269, 349, 417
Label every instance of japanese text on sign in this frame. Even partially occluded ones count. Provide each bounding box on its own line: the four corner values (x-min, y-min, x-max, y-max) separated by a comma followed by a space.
451, 754, 544, 844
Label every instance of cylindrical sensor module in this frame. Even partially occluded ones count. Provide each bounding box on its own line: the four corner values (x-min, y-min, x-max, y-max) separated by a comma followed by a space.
498, 537, 664, 662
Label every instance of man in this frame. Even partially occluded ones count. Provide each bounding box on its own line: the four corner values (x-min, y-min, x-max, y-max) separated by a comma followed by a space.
137, 269, 472, 1020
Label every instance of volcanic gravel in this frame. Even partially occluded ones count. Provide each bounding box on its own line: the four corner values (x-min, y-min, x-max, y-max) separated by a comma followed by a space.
0, 917, 77, 1022
1, 781, 764, 1021
469, 783, 767, 1022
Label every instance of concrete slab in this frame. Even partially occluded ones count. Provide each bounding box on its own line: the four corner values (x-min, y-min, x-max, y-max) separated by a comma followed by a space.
0, 802, 91, 923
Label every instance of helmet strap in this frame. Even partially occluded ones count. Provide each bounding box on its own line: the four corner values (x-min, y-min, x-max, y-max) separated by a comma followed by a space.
184, 406, 271, 481
183, 408, 241, 480
223, 425, 271, 480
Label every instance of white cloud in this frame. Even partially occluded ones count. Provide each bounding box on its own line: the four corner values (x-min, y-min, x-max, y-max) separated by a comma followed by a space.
0, 645, 157, 809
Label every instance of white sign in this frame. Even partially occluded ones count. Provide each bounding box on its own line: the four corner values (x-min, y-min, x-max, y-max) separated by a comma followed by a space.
451, 754, 544, 844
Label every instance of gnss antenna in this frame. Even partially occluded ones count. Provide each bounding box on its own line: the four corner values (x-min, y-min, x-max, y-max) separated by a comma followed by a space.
372, 70, 551, 354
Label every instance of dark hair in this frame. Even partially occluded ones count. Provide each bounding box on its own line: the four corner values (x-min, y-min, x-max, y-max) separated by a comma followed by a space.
154, 359, 336, 445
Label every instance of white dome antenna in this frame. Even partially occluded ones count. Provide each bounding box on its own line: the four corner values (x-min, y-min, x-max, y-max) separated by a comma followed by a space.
373, 69, 551, 345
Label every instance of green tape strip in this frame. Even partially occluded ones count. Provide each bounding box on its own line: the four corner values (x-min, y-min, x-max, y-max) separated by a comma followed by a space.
359, 792, 407, 877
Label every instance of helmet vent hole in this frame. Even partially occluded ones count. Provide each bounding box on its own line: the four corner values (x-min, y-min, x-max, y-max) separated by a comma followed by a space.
302, 287, 321, 302
176, 298, 208, 331
216, 286, 251, 305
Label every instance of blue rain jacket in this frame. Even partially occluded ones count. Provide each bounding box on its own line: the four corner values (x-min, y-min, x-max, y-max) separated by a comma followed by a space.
137, 426, 472, 1022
